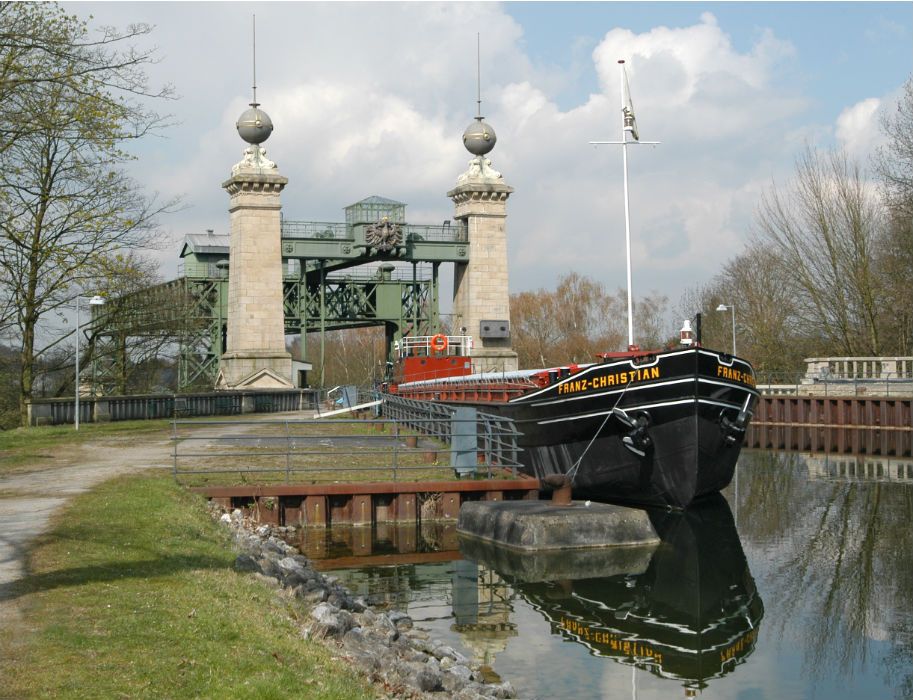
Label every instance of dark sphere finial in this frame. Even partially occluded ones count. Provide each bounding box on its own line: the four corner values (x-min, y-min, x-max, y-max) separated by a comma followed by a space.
462, 117, 497, 157
236, 104, 273, 145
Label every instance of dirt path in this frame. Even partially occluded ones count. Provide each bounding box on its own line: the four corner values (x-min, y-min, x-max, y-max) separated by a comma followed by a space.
0, 431, 174, 622
0, 412, 315, 625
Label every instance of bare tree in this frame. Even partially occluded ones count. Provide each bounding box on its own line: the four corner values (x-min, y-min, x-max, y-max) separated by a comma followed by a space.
0, 3, 173, 151
511, 272, 669, 368
874, 214, 913, 356
312, 327, 385, 388
0, 3, 176, 424
754, 146, 886, 356
873, 77, 913, 355
632, 291, 670, 350
874, 77, 913, 217
511, 287, 570, 368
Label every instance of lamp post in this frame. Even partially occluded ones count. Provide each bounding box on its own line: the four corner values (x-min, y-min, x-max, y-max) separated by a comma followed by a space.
75, 295, 106, 430
716, 303, 736, 356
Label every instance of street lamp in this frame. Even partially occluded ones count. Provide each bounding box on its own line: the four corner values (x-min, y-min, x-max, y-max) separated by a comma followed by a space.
716, 303, 736, 356
75, 295, 106, 430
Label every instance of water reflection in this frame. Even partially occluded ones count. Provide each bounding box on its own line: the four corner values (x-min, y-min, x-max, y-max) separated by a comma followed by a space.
803, 453, 913, 483
452, 560, 518, 669
305, 442, 913, 698
460, 494, 763, 695
735, 449, 913, 695
292, 521, 460, 570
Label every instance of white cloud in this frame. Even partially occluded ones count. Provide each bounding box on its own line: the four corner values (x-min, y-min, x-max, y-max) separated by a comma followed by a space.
63, 4, 906, 312
489, 13, 808, 295
835, 98, 883, 160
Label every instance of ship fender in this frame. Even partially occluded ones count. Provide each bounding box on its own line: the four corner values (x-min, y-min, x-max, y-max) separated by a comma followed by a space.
612, 407, 654, 458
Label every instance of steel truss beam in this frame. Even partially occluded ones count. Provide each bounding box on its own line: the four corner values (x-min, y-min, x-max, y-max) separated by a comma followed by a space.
91, 205, 455, 390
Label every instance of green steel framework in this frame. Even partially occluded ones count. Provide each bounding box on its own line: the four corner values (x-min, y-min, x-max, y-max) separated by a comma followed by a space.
90, 197, 468, 391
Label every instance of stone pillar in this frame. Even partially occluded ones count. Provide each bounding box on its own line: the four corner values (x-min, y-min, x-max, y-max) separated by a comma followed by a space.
215, 168, 293, 389
448, 176, 518, 373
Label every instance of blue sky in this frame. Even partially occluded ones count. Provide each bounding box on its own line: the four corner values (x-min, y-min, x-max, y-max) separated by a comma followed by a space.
66, 2, 912, 327
507, 2, 910, 120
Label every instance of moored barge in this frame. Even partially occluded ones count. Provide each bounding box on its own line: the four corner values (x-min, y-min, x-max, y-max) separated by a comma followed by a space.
386, 335, 759, 509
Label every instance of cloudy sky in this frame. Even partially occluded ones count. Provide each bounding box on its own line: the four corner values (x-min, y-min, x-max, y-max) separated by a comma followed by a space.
67, 2, 911, 315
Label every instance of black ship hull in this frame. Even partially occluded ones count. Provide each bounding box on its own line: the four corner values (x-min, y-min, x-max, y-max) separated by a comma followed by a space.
441, 348, 758, 509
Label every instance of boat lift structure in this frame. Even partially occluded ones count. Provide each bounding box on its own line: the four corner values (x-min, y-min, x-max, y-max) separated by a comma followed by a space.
89, 197, 470, 391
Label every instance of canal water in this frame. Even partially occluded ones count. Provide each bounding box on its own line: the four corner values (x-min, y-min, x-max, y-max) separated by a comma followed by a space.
289, 446, 913, 699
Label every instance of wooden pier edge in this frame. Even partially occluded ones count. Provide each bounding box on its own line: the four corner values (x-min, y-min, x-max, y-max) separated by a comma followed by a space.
196, 477, 541, 528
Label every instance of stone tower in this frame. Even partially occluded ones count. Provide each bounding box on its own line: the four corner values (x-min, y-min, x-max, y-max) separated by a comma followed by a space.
448, 112, 518, 373
215, 98, 293, 389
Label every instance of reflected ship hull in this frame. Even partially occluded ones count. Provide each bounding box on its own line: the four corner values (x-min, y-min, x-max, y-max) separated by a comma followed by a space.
469, 494, 764, 687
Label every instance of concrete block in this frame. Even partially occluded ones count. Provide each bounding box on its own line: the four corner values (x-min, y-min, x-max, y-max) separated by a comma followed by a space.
459, 532, 656, 582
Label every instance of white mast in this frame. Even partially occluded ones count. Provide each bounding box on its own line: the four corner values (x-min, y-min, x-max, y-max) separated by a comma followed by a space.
590, 60, 660, 349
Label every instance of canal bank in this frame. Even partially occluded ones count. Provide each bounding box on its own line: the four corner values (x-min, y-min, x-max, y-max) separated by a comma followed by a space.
215, 506, 519, 699
0, 419, 529, 698
0, 469, 378, 699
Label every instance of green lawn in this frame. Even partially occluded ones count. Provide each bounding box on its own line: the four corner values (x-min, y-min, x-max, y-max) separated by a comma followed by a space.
0, 473, 376, 699
0, 420, 171, 474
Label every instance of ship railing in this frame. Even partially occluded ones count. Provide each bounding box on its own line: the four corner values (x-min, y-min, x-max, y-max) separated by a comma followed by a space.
171, 398, 524, 485
398, 371, 541, 389
396, 335, 473, 358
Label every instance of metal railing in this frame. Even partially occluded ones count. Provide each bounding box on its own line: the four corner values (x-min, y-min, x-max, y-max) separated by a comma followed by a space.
401, 222, 468, 243
28, 389, 325, 426
757, 372, 913, 397
172, 396, 522, 485
396, 335, 473, 358
280, 220, 468, 243
282, 221, 350, 239
382, 394, 522, 470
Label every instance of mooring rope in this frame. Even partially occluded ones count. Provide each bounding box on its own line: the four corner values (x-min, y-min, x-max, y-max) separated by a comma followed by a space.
565, 380, 633, 485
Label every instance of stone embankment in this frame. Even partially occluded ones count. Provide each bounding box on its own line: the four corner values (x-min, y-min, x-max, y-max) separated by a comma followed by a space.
213, 505, 520, 700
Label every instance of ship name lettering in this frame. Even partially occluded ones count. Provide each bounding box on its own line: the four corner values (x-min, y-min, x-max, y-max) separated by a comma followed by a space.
560, 617, 663, 663
716, 365, 756, 387
720, 628, 758, 662
557, 366, 660, 395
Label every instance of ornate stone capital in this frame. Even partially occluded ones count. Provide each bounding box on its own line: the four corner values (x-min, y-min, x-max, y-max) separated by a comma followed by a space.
447, 180, 513, 211
448, 189, 512, 205
447, 182, 514, 219
222, 171, 289, 196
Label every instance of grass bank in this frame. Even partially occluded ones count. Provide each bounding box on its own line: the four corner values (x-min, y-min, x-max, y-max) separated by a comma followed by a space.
0, 473, 375, 699
0, 420, 171, 474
